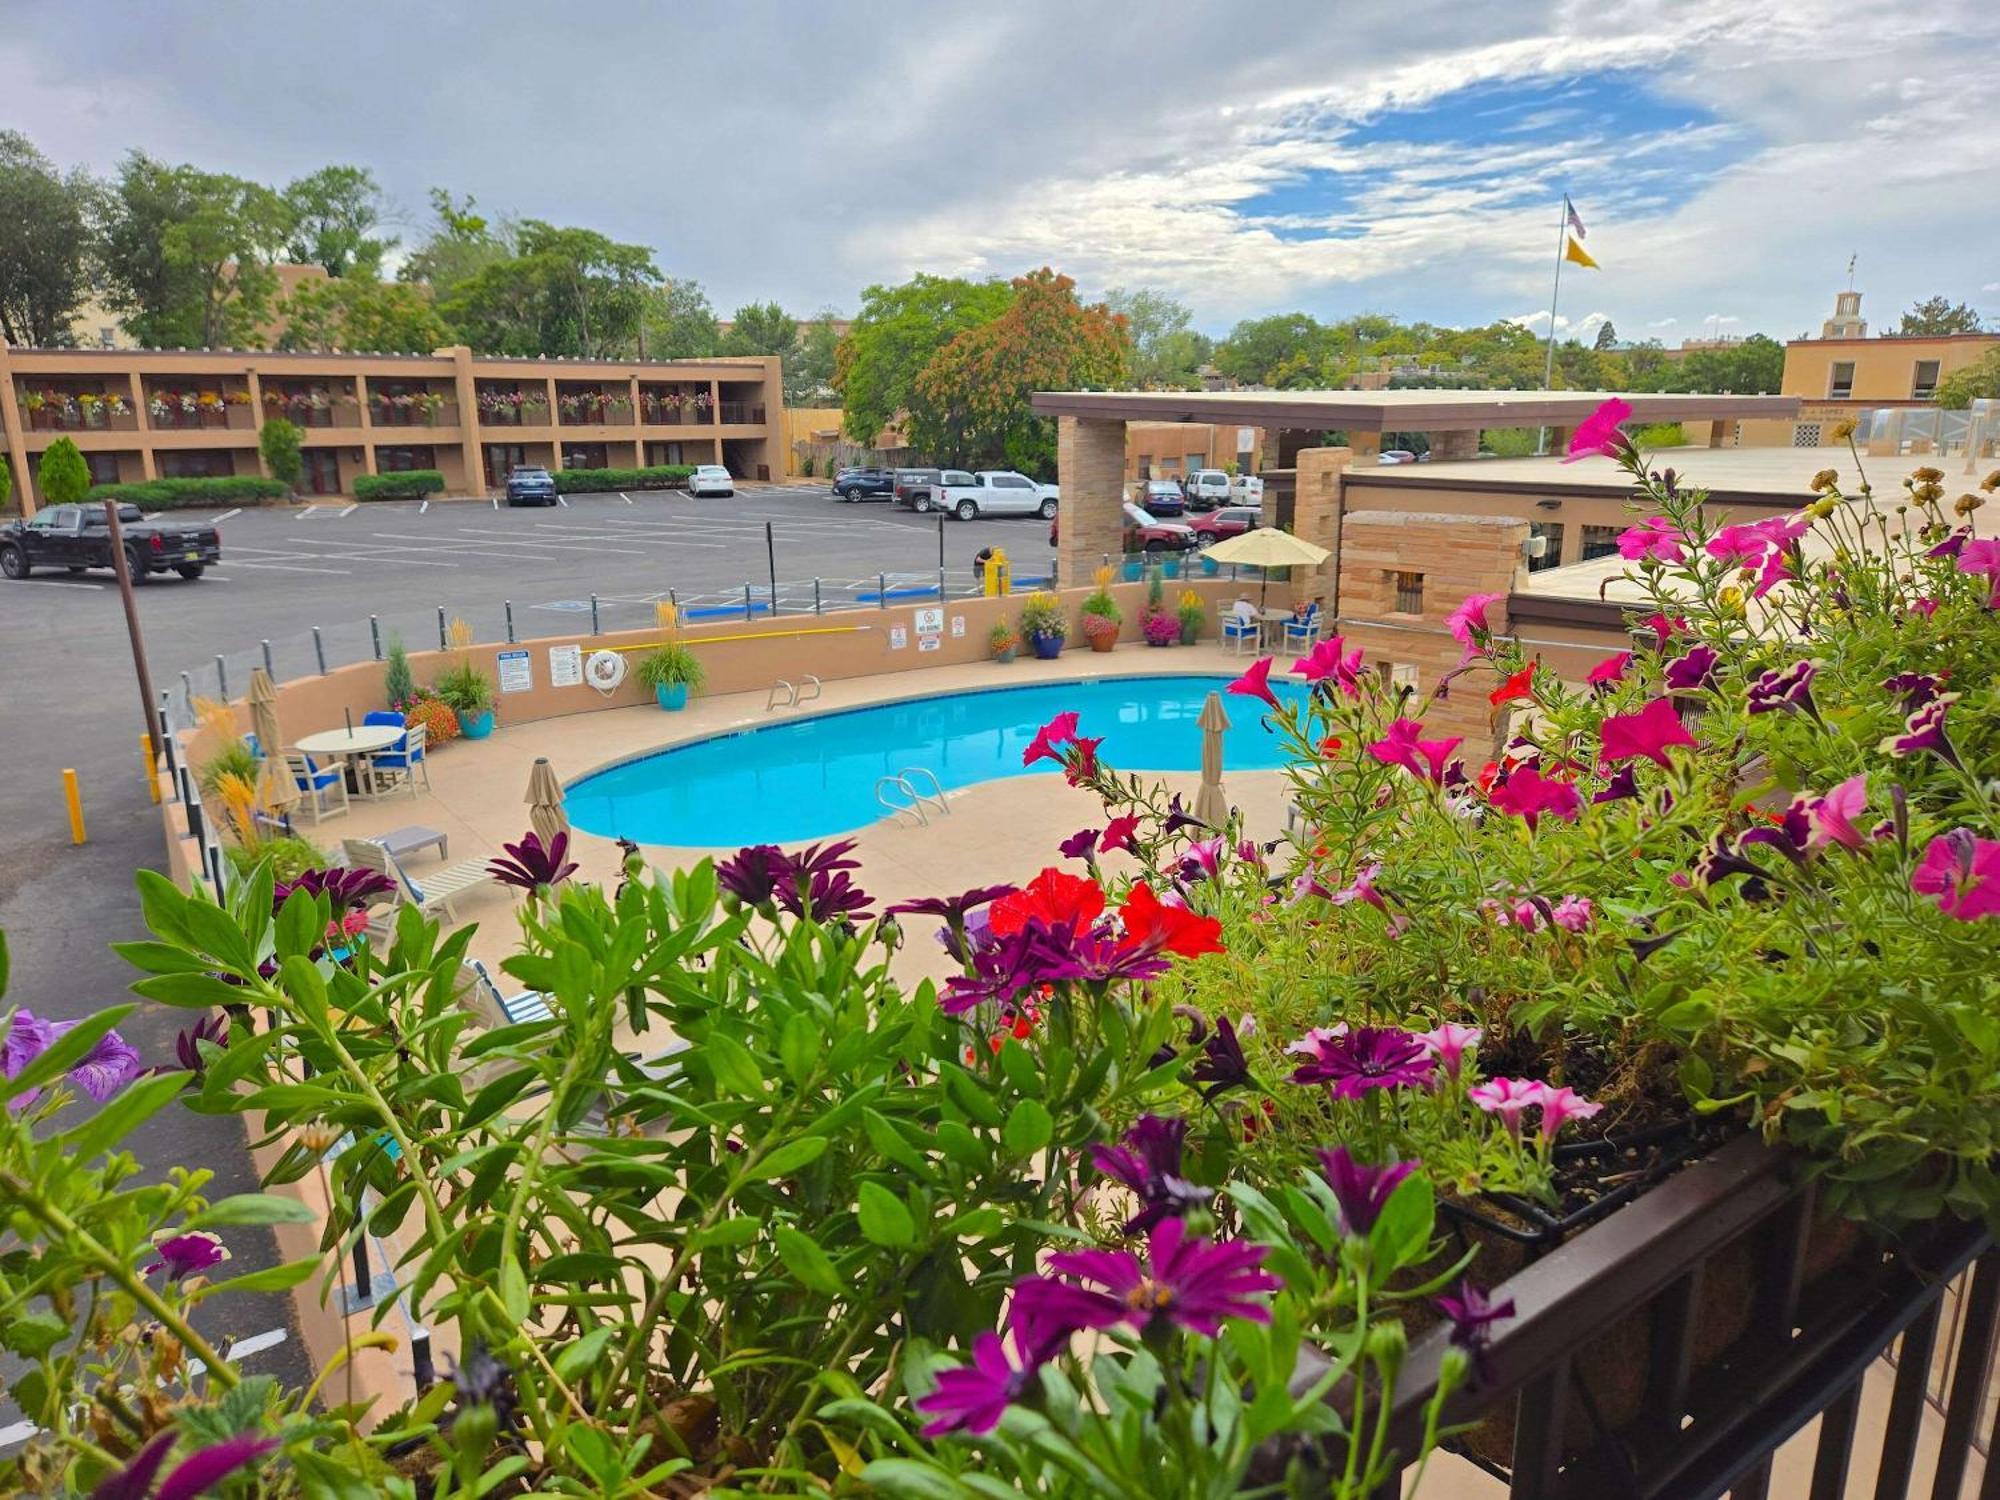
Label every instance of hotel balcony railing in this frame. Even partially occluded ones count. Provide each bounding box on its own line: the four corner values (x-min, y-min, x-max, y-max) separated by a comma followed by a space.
370, 400, 461, 428
638, 402, 714, 426
555, 401, 635, 427
263, 400, 362, 430
717, 402, 766, 425
145, 403, 256, 432
21, 401, 140, 433
477, 402, 553, 427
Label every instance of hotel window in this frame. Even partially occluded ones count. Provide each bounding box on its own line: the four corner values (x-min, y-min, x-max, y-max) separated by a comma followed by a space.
1579, 524, 1621, 560
1828, 362, 1855, 400
1912, 360, 1941, 400
376, 445, 436, 472
84, 453, 120, 487
1528, 521, 1565, 572
1390, 570, 1424, 613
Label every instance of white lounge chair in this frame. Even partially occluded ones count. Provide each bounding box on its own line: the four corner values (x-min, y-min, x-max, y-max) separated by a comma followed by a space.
342, 837, 496, 922
285, 750, 350, 824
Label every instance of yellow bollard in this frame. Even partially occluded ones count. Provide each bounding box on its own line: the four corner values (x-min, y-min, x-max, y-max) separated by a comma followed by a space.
63, 768, 86, 845
142, 734, 160, 803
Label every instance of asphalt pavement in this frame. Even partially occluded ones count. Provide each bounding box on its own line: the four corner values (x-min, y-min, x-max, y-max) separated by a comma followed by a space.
0, 481, 1048, 1416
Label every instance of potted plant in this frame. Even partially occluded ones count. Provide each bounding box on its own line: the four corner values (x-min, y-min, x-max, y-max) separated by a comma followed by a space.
1142, 609, 1180, 647
1019, 591, 1067, 659
989, 618, 1019, 664
1176, 588, 1206, 644
433, 659, 496, 738
1121, 552, 1144, 582
634, 641, 704, 710
1080, 567, 1123, 653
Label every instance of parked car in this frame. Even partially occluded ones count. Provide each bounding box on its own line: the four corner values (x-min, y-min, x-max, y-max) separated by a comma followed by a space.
831, 466, 894, 501
1, 502, 221, 583
1134, 479, 1187, 518
1192, 505, 1261, 543
689, 464, 735, 497
937, 470, 1060, 521
1378, 449, 1418, 465
1187, 468, 1264, 509
1121, 502, 1197, 552
504, 465, 558, 506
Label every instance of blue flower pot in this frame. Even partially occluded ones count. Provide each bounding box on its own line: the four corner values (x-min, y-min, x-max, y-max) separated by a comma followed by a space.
1031, 633, 1065, 660
457, 708, 495, 739
655, 682, 690, 711
1120, 559, 1143, 581
1201, 555, 1219, 576
1163, 558, 1182, 579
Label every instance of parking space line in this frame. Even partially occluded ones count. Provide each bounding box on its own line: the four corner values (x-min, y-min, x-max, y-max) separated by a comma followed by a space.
212, 507, 242, 524
224, 559, 351, 575
338, 503, 359, 517
294, 505, 319, 521
370, 529, 650, 559
420, 499, 430, 514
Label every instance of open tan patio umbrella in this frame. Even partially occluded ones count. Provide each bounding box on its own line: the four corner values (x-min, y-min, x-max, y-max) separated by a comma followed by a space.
247, 667, 299, 818
1202, 527, 1331, 609
1192, 691, 1231, 829
526, 757, 568, 846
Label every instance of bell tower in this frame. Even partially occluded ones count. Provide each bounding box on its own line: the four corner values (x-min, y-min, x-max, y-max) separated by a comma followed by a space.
1822, 289, 1866, 339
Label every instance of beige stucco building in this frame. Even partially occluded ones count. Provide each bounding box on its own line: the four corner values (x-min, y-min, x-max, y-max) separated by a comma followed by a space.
0, 342, 784, 512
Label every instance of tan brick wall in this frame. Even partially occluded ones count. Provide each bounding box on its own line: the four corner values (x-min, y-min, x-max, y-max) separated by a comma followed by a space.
1290, 446, 1351, 606
1056, 416, 1126, 588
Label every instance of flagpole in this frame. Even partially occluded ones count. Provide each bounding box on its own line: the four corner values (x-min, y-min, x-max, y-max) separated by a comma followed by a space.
1537, 196, 1568, 454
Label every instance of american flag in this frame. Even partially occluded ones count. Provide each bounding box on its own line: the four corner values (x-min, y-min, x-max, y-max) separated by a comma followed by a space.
1565, 196, 1587, 240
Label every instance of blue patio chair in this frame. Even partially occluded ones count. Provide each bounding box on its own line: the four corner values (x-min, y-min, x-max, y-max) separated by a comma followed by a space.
1282, 602, 1323, 650
243, 731, 262, 758
363, 713, 428, 796
1221, 609, 1260, 656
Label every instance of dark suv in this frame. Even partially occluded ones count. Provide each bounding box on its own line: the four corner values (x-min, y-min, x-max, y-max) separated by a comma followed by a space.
832, 466, 894, 501
505, 466, 558, 506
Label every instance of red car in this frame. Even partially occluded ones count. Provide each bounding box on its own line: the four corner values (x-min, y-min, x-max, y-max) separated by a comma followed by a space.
1048, 505, 1198, 553
1191, 505, 1261, 543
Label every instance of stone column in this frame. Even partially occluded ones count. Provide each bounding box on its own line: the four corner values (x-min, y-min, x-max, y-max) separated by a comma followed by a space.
1055, 415, 1125, 591
1290, 446, 1351, 606
0, 343, 34, 515
1429, 427, 1479, 461
1347, 430, 1382, 460
446, 345, 482, 492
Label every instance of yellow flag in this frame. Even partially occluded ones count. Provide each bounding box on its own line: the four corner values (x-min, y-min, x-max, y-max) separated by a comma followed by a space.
1564, 236, 1599, 270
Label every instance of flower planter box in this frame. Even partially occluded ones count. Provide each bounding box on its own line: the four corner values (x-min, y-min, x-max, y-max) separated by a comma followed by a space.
1303, 1134, 1996, 1498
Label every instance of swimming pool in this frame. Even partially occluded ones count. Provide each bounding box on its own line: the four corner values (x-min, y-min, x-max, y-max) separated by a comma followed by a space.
564, 673, 1308, 847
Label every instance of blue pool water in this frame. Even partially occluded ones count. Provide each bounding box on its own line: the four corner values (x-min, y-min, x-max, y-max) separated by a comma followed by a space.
565, 674, 1308, 846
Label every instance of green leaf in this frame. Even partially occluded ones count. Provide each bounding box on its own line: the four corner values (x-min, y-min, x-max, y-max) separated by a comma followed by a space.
129, 971, 256, 1009
942, 1065, 1003, 1127
1001, 1098, 1053, 1155
275, 887, 322, 961
278, 954, 330, 1024
553, 1326, 618, 1382
934, 1120, 985, 1170
110, 939, 212, 975
213, 1256, 320, 1295
778, 1011, 819, 1086
857, 1181, 916, 1248
1, 1312, 67, 1358
1655, 997, 1717, 1036
773, 1225, 843, 1296
704, 1033, 763, 1096
499, 1258, 529, 1323
753, 1135, 831, 1180
998, 1039, 1042, 1096
188, 1193, 317, 1228
1366, 1172, 1435, 1274
57, 1071, 184, 1163
859, 1459, 973, 1499
863, 1108, 934, 1176
690, 1216, 762, 1250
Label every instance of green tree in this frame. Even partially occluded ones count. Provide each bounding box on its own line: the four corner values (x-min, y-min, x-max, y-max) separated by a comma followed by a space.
1593, 320, 1618, 351
277, 276, 449, 352
442, 221, 660, 357
399, 189, 512, 303
0, 131, 96, 347
788, 313, 842, 405
283, 165, 394, 278
1212, 312, 1326, 386
638, 278, 720, 359
722, 301, 798, 359
37, 437, 90, 504
258, 417, 304, 491
0, 457, 12, 512
1896, 296, 1985, 337
911, 267, 1128, 472
1934, 347, 2000, 409
1102, 288, 1208, 388
1648, 334, 1785, 395
835, 273, 1014, 446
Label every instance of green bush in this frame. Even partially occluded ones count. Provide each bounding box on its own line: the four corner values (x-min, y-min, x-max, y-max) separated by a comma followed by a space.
37, 438, 91, 505
432, 658, 494, 714
226, 834, 326, 883
258, 418, 304, 491
1632, 421, 1687, 447
88, 476, 289, 509
352, 470, 445, 501
631, 641, 704, 693
551, 464, 694, 494
0, 456, 12, 512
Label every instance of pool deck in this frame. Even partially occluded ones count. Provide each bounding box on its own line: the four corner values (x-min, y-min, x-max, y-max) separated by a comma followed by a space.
326, 641, 1291, 981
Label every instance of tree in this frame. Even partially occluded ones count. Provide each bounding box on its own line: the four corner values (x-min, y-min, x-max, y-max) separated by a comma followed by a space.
37, 438, 90, 504
258, 417, 304, 492
1641, 333, 1785, 395
788, 313, 842, 405
0, 132, 95, 347
276, 276, 449, 352
835, 274, 1014, 446
1102, 288, 1208, 388
283, 165, 394, 278
1934, 347, 2000, 410
441, 221, 659, 357
638, 279, 719, 359
1896, 296, 1984, 337
94, 154, 292, 348
399, 189, 512, 303
1212, 313, 1326, 386
0, 457, 12, 512
911, 267, 1128, 472
1593, 320, 1618, 351
722, 301, 798, 359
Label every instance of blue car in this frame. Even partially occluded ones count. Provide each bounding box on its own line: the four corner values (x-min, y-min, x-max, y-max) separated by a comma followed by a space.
505, 466, 559, 506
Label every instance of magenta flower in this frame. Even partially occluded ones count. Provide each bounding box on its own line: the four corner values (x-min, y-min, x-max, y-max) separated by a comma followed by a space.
1617, 517, 1685, 563
1022, 710, 1081, 767
1318, 1146, 1419, 1237
1956, 538, 2000, 607
145, 1230, 229, 1282
1563, 396, 1633, 462
1878, 694, 1963, 768
1592, 764, 1640, 804
1663, 645, 1720, 694
1747, 660, 1818, 717
1911, 830, 2000, 921
1928, 527, 1971, 560
716, 844, 789, 906
1882, 672, 1943, 710
1805, 774, 1868, 852
916, 1329, 1038, 1436
487, 830, 578, 892
170, 1012, 230, 1080
1586, 651, 1632, 687
1638, 612, 1685, 650
1706, 523, 1771, 566
1284, 1024, 1348, 1057
1189, 1014, 1252, 1099
1469, 1076, 1544, 1139
1417, 1022, 1482, 1081
1367, 717, 1462, 784
1487, 768, 1582, 831
1330, 862, 1386, 911
1044, 1217, 1281, 1338
273, 865, 397, 913
1294, 634, 1366, 694
92, 1429, 281, 1500
1444, 592, 1505, 661
884, 884, 1014, 925
1289, 870, 1332, 904
1600, 698, 1698, 769
1533, 1084, 1602, 1144
1058, 827, 1098, 861
1227, 656, 1278, 709
1910, 597, 1939, 619
1288, 1025, 1436, 1098
1178, 835, 1227, 884
1435, 1278, 1516, 1382
1551, 894, 1594, 933
1090, 1115, 1211, 1234
1100, 814, 1142, 854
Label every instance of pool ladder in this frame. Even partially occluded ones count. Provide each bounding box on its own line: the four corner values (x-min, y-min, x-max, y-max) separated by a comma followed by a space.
765, 674, 822, 712
875, 767, 950, 826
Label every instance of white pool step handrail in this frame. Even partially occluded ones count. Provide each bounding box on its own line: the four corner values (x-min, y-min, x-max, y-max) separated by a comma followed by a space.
766, 674, 824, 713
875, 775, 928, 825
899, 766, 950, 821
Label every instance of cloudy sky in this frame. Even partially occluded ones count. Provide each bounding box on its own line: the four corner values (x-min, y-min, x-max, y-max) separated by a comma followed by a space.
6, 0, 1997, 340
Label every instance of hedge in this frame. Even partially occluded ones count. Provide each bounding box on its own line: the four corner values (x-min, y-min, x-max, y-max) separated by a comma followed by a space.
353, 470, 446, 501
88, 476, 290, 508
552, 464, 695, 494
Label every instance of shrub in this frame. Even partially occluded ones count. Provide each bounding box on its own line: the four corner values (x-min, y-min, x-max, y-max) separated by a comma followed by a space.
257, 418, 304, 491
988, 617, 1018, 656
226, 834, 325, 883
550, 464, 694, 494
1176, 588, 1206, 630
88, 476, 289, 508
431, 658, 494, 714
631, 641, 704, 693
37, 437, 90, 505
352, 469, 445, 501
383, 636, 414, 708
801, 454, 817, 478
1081, 565, 1123, 628
1143, 608, 1181, 644
0, 456, 12, 512
401, 693, 458, 746
1018, 590, 1067, 639
1632, 420, 1686, 447
196, 739, 260, 799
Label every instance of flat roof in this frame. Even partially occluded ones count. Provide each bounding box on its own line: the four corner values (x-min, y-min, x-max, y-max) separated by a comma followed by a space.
1349, 444, 1878, 505
1030, 387, 1798, 431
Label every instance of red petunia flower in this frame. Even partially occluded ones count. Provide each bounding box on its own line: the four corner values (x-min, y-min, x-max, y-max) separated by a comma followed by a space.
988, 866, 1106, 938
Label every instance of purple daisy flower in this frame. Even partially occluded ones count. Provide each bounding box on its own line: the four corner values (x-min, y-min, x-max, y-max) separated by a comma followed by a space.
1318, 1146, 1419, 1238
91, 1428, 279, 1500
914, 1287, 1071, 1438
1188, 1013, 1252, 1099
1090, 1115, 1211, 1235
1288, 1026, 1436, 1098
486, 830, 578, 892
273, 866, 396, 913
1044, 1217, 1281, 1338
716, 843, 789, 906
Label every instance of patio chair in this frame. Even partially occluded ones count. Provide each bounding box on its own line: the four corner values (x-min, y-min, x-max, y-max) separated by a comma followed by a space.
366, 721, 430, 797
341, 837, 496, 922
1222, 606, 1260, 656
1282, 602, 1324, 650
285, 750, 349, 824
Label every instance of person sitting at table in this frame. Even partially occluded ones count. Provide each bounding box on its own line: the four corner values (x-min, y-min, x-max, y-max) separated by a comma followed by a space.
1230, 596, 1257, 628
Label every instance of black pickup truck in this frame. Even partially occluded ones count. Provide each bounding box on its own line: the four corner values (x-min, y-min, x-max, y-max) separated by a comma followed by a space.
0, 502, 222, 583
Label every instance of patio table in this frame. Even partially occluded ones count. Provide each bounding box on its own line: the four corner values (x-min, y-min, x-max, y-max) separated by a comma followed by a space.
295, 725, 403, 798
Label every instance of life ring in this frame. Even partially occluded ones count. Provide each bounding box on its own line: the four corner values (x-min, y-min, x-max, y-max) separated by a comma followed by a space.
585, 649, 628, 693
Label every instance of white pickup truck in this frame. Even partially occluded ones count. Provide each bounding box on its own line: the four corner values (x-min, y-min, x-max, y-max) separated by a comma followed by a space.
937, 470, 1060, 521
1187, 468, 1264, 509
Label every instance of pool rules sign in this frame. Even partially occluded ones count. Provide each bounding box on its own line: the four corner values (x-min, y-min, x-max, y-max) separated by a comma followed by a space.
915, 606, 944, 653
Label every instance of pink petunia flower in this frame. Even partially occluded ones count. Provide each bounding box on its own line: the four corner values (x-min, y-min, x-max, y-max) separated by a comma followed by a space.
1445, 592, 1506, 662
1022, 710, 1080, 767
1805, 774, 1868, 852
1600, 698, 1698, 768
1487, 768, 1583, 831
1419, 1021, 1483, 1081
1563, 396, 1633, 462
1617, 517, 1685, 563
1469, 1076, 1544, 1138
1551, 894, 1595, 932
1956, 538, 2000, 608
1331, 863, 1386, 911
1294, 634, 1367, 695
1533, 1084, 1603, 1144
1587, 651, 1632, 686
1911, 830, 2000, 921
1367, 718, 1463, 785
1100, 814, 1142, 854
1227, 656, 1278, 709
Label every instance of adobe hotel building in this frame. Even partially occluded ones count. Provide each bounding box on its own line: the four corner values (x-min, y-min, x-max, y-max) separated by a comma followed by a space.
0, 342, 785, 513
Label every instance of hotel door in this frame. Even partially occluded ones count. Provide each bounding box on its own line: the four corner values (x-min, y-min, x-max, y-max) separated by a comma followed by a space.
303, 450, 342, 495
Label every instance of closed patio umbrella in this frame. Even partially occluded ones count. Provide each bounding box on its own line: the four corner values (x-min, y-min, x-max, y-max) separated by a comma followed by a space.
1202, 527, 1331, 609
247, 667, 298, 817
526, 757, 568, 845
1192, 691, 1231, 829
